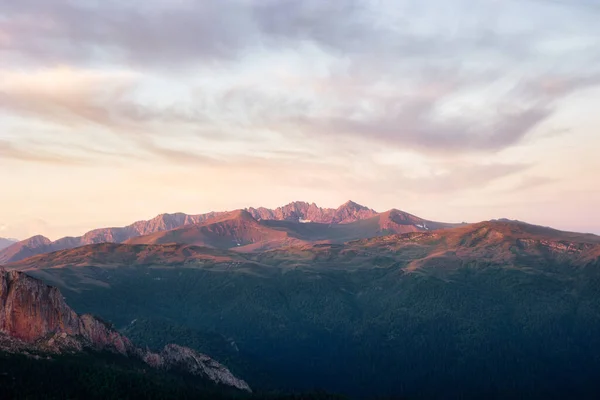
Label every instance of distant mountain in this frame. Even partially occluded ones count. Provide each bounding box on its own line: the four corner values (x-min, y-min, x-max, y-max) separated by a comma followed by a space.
0, 269, 251, 393
0, 213, 225, 265
12, 219, 596, 272
124, 210, 298, 250
0, 238, 17, 251
0, 235, 54, 264
5, 220, 600, 398
5, 209, 453, 264
0, 201, 455, 264
124, 208, 457, 252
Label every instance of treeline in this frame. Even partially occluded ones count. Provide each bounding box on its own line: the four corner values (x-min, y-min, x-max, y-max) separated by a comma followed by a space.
0, 351, 346, 400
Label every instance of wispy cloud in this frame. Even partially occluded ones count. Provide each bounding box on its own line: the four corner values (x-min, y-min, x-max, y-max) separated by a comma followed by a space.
2, 0, 600, 161
0, 140, 85, 165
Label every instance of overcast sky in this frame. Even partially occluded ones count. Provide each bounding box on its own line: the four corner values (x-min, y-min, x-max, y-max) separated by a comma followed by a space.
1, 0, 599, 240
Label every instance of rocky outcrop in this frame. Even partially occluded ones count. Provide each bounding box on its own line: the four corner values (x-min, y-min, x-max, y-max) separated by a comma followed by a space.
0, 269, 251, 392
144, 344, 251, 392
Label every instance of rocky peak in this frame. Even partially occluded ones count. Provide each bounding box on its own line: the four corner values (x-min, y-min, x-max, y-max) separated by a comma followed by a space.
337, 200, 366, 210
332, 201, 377, 224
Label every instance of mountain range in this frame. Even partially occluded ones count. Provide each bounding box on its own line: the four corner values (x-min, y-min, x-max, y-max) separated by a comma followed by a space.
0, 201, 457, 264
3, 201, 600, 398
4, 216, 600, 398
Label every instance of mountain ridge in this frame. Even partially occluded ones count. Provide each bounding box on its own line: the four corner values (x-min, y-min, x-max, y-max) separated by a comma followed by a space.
6, 219, 599, 273
0, 201, 454, 264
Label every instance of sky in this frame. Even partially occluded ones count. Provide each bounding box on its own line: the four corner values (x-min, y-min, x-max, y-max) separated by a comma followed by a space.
1, 0, 600, 240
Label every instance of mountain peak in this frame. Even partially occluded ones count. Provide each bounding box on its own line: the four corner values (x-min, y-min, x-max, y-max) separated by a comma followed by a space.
338, 200, 369, 210
217, 209, 256, 222
23, 235, 52, 246
284, 201, 311, 208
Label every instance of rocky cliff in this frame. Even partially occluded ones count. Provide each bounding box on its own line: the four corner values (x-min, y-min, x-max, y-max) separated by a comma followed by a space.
0, 269, 250, 392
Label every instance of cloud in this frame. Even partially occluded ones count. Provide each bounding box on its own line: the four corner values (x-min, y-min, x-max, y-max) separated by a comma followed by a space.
2, 0, 600, 163
0, 0, 374, 67
0, 140, 85, 165
1, 65, 597, 163
357, 161, 533, 194
135, 140, 220, 166
0, 67, 139, 128
508, 176, 557, 192
288, 96, 551, 154
3, 0, 598, 70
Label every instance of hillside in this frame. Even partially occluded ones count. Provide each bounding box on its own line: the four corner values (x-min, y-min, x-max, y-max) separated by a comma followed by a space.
5, 220, 600, 398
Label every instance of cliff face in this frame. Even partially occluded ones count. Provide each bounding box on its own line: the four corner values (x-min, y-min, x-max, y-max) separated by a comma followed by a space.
0, 269, 250, 392
0, 269, 81, 342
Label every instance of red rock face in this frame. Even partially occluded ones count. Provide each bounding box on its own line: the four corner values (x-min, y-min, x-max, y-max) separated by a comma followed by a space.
0, 270, 133, 354
0, 270, 80, 342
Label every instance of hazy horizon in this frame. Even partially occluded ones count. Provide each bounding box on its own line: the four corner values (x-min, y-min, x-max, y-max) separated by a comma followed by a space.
1, 0, 599, 239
